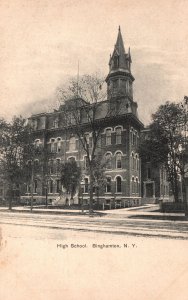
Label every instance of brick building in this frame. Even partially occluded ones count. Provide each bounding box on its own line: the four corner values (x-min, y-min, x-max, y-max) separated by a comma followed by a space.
20, 27, 146, 208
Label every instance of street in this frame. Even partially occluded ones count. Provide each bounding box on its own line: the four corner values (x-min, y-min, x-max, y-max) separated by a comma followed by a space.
0, 208, 188, 239
0, 211, 188, 300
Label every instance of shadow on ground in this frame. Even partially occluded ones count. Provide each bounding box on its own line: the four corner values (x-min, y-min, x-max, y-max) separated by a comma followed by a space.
128, 215, 188, 221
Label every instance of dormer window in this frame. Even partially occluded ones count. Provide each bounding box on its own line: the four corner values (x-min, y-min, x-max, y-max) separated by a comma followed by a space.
53, 117, 59, 128
33, 119, 38, 130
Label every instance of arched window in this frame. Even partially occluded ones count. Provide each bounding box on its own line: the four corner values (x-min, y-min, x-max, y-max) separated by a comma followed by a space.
51, 139, 57, 153
68, 157, 76, 162
69, 136, 76, 151
136, 178, 139, 194
115, 127, 122, 144
131, 152, 134, 169
34, 179, 38, 193
56, 180, 61, 193
56, 159, 61, 173
116, 152, 122, 169
53, 117, 59, 128
116, 176, 122, 193
106, 177, 111, 193
34, 139, 40, 148
132, 176, 135, 194
57, 138, 62, 153
135, 154, 139, 171
34, 160, 40, 173
106, 129, 112, 145
113, 55, 119, 68
48, 160, 54, 174
105, 153, 112, 169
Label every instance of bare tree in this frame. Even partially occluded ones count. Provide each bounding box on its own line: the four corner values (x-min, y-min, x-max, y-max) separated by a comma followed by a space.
0, 117, 30, 209
56, 74, 120, 213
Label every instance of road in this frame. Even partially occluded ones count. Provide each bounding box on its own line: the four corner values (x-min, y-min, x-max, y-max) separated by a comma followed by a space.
0, 218, 188, 300
0, 210, 188, 239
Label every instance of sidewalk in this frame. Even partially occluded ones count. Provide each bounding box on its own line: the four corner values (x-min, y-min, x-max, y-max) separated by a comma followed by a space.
0, 204, 186, 220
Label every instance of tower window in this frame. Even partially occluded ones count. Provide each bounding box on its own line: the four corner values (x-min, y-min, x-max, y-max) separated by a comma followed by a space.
113, 79, 118, 90
113, 55, 119, 68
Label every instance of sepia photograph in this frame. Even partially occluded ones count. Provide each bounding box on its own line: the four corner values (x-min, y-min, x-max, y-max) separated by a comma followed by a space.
0, 1, 188, 299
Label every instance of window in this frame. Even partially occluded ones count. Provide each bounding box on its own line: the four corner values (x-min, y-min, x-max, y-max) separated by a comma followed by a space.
33, 119, 38, 130
48, 160, 54, 174
56, 159, 61, 173
51, 139, 57, 153
105, 153, 112, 169
115, 127, 122, 144
84, 133, 92, 148
34, 139, 40, 148
116, 152, 122, 169
131, 153, 134, 169
126, 81, 129, 94
57, 138, 61, 153
34, 180, 38, 193
53, 117, 59, 128
132, 177, 135, 194
69, 136, 76, 151
147, 167, 151, 179
34, 160, 40, 173
113, 56, 119, 69
56, 180, 61, 193
106, 129, 112, 145
84, 178, 89, 193
84, 156, 89, 170
106, 177, 111, 193
68, 157, 76, 162
67, 112, 75, 125
135, 155, 139, 171
136, 178, 139, 194
27, 184, 31, 193
49, 180, 53, 194
116, 176, 122, 193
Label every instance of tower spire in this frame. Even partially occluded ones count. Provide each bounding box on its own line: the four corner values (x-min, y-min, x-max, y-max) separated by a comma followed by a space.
106, 27, 134, 100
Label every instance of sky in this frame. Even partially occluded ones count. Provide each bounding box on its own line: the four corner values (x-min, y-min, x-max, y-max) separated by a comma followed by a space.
0, 0, 188, 125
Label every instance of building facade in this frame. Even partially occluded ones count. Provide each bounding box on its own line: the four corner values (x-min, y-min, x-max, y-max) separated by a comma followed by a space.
20, 27, 146, 208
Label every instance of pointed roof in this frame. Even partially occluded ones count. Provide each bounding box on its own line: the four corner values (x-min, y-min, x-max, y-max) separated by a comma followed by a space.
109, 26, 130, 71
115, 26, 126, 56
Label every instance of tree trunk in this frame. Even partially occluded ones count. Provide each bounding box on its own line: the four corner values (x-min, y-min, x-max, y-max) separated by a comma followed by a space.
8, 194, 12, 210
89, 169, 94, 214
182, 176, 188, 217
30, 163, 34, 212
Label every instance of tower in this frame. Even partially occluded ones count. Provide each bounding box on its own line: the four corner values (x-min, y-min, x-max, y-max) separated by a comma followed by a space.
106, 26, 134, 102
